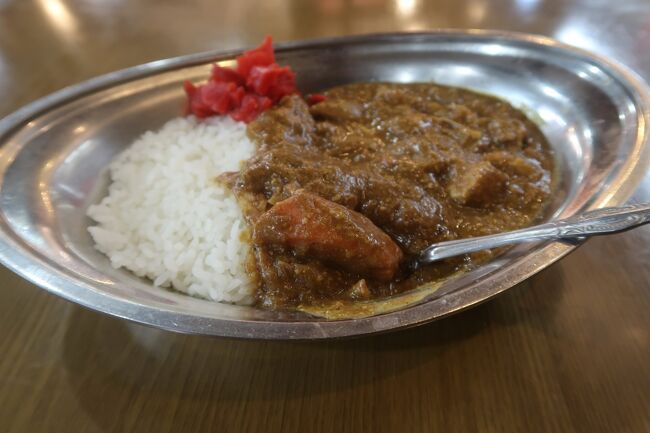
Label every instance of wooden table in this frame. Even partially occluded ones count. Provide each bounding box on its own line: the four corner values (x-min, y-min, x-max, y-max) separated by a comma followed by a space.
1, 1, 649, 431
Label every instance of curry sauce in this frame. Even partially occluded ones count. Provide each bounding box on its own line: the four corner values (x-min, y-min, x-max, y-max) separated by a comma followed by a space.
225, 82, 554, 309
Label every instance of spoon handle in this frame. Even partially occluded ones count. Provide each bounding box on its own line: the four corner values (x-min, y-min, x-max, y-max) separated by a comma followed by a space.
419, 203, 650, 264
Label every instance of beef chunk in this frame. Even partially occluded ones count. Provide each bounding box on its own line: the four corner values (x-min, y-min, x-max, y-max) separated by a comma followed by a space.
448, 162, 507, 207
247, 95, 315, 146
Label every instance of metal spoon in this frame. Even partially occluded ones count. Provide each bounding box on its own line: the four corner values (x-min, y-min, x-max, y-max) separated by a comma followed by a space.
414, 202, 650, 266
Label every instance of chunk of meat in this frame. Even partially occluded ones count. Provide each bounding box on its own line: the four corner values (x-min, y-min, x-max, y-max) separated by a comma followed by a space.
247, 95, 315, 146
487, 118, 527, 147
254, 191, 403, 281
448, 161, 507, 207
309, 99, 363, 121
484, 151, 544, 180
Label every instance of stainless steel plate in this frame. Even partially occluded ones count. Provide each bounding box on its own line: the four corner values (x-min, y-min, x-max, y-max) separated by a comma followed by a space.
0, 31, 648, 339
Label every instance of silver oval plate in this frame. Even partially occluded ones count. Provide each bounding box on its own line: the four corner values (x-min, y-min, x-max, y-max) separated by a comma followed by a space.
0, 31, 649, 339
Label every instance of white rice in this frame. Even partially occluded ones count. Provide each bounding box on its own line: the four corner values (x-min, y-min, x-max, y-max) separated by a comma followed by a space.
87, 116, 256, 305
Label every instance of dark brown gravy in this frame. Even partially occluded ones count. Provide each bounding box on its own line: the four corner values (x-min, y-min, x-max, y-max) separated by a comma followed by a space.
225, 82, 554, 309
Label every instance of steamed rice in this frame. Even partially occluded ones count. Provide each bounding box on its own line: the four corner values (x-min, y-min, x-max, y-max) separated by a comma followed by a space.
87, 116, 256, 304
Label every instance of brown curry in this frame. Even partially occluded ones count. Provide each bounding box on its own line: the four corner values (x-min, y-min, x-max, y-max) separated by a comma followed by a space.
223, 82, 554, 309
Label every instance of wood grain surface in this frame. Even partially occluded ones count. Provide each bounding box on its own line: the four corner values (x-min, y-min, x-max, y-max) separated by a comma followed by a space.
1, 0, 650, 432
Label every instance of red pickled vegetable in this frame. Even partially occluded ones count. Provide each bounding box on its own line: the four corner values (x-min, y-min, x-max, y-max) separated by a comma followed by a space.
210, 65, 245, 86
235, 35, 275, 77
232, 94, 273, 123
307, 93, 326, 105
183, 36, 299, 123
183, 80, 245, 118
247, 64, 297, 103
183, 81, 211, 118
201, 81, 245, 114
